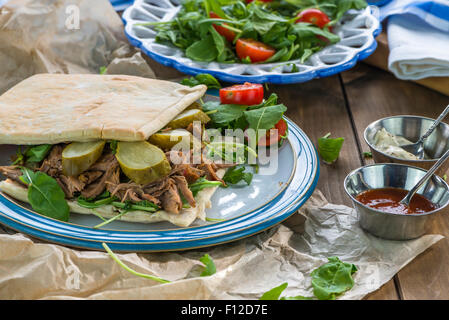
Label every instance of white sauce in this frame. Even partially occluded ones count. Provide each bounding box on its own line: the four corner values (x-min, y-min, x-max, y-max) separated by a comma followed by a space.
373, 128, 422, 160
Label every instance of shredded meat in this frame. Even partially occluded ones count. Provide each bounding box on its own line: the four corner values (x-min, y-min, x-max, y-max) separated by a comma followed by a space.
78, 171, 103, 185
0, 166, 26, 185
172, 175, 196, 208
39, 145, 63, 178
58, 175, 85, 198
80, 154, 119, 199
159, 178, 183, 214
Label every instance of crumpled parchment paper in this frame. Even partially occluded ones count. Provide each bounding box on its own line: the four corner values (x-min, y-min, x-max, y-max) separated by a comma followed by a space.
0, 190, 442, 299
0, 0, 155, 94
0, 0, 444, 300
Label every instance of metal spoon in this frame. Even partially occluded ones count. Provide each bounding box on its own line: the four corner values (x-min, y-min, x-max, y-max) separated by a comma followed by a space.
401, 104, 449, 159
400, 148, 449, 206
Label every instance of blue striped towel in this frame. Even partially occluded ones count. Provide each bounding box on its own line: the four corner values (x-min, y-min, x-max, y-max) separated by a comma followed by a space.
377, 0, 449, 80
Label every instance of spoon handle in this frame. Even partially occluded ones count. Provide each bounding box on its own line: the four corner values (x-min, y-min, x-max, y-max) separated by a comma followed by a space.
419, 104, 449, 143
401, 148, 449, 206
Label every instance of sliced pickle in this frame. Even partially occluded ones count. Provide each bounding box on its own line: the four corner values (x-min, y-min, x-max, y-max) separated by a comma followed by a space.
167, 109, 210, 129
62, 141, 106, 176
185, 101, 202, 111
116, 141, 171, 185
148, 129, 193, 150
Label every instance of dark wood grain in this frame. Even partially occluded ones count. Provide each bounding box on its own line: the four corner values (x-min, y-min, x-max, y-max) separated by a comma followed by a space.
341, 63, 449, 300
270, 76, 362, 206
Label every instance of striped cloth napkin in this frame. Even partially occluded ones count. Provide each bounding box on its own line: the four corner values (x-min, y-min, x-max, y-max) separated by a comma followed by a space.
378, 0, 449, 80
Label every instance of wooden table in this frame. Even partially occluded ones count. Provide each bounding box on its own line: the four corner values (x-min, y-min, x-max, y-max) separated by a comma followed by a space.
145, 59, 449, 300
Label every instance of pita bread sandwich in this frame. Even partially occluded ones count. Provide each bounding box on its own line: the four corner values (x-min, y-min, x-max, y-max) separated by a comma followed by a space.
0, 73, 233, 227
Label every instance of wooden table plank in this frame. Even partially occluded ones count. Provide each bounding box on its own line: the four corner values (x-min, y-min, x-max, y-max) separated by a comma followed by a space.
341, 63, 449, 300
270, 77, 362, 207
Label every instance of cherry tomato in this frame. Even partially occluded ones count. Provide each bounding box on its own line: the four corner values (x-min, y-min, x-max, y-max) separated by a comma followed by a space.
210, 12, 236, 42
295, 8, 331, 29
235, 38, 276, 63
219, 82, 264, 105
258, 118, 288, 147
246, 0, 273, 2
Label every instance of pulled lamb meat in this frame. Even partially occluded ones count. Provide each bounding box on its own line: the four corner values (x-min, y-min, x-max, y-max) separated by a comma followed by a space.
0, 166, 26, 185
80, 154, 119, 199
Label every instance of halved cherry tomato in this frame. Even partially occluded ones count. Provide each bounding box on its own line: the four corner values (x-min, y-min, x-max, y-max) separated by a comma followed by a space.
210, 12, 236, 42
235, 38, 276, 63
219, 82, 264, 105
295, 8, 331, 29
258, 118, 288, 147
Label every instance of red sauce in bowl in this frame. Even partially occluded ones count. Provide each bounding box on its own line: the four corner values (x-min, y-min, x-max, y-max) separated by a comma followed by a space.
356, 188, 437, 214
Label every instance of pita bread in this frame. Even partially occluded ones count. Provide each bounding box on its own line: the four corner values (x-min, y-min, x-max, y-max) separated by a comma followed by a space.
0, 74, 207, 145
0, 168, 224, 228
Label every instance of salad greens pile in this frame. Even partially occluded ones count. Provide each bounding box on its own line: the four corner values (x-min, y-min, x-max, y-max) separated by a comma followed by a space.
142, 0, 367, 64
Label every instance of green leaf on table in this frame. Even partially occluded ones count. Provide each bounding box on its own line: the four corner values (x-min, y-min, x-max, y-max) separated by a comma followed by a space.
199, 254, 216, 277
20, 167, 70, 222
311, 257, 358, 300
317, 132, 344, 164
259, 282, 288, 300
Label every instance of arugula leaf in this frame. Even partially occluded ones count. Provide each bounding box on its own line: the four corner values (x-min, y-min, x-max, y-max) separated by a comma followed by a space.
317, 132, 344, 164
20, 167, 70, 222
199, 254, 217, 277
189, 177, 223, 196
11, 146, 25, 165
202, 101, 247, 126
311, 257, 357, 300
181, 73, 221, 89
222, 165, 253, 186
244, 104, 287, 131
102, 243, 170, 283
25, 144, 52, 163
259, 282, 288, 300
186, 35, 219, 62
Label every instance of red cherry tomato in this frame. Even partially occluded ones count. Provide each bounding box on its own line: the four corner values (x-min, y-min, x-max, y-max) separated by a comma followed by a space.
219, 82, 264, 105
210, 12, 236, 42
235, 38, 276, 63
258, 118, 288, 147
296, 8, 331, 29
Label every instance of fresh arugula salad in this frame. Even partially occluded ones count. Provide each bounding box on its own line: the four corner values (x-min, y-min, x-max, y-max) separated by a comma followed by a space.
140, 0, 367, 64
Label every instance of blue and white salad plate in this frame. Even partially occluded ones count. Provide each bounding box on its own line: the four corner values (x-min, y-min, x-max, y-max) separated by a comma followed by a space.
0, 116, 319, 252
122, 0, 381, 84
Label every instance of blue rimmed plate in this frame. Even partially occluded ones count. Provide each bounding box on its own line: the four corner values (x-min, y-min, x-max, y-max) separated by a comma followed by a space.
122, 1, 381, 84
0, 117, 319, 252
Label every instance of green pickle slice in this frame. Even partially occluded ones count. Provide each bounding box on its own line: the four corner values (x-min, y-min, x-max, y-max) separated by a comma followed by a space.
116, 141, 171, 185
148, 129, 193, 150
62, 141, 106, 176
167, 109, 210, 129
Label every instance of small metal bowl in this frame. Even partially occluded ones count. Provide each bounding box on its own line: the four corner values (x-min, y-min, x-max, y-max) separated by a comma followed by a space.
344, 163, 449, 240
364, 116, 449, 176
